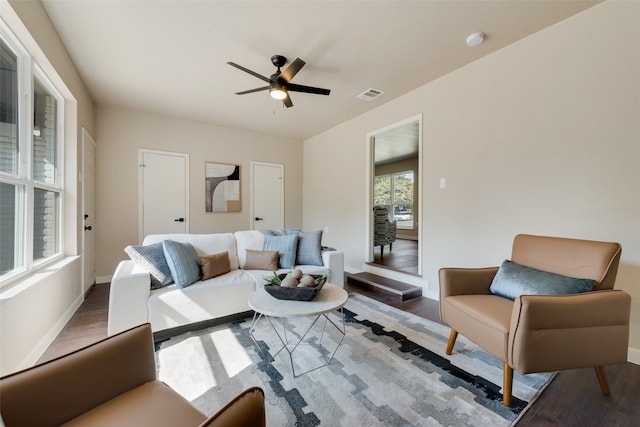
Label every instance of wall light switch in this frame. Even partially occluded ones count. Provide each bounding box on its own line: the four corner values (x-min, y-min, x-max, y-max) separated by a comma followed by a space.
439, 178, 447, 189
324, 226, 329, 234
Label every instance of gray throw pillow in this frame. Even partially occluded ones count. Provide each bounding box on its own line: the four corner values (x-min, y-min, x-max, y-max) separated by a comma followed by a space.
489, 260, 596, 301
287, 229, 323, 266
263, 234, 298, 269
124, 242, 173, 289
162, 240, 201, 288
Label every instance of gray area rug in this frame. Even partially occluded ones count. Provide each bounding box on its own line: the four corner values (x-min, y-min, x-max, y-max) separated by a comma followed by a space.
156, 293, 554, 426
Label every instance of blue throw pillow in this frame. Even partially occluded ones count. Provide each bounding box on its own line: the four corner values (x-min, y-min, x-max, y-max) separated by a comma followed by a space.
124, 242, 173, 289
489, 260, 596, 301
287, 229, 323, 266
259, 229, 288, 236
263, 234, 298, 269
162, 240, 201, 288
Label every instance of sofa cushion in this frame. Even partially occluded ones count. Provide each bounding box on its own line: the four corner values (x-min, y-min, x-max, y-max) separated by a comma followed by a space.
286, 230, 323, 266
234, 230, 265, 268
263, 234, 298, 269
148, 270, 256, 331
199, 251, 231, 280
163, 240, 201, 288
244, 250, 279, 271
489, 260, 596, 301
124, 242, 173, 289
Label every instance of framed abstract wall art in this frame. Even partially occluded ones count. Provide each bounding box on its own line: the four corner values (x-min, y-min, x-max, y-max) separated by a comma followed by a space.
205, 162, 240, 212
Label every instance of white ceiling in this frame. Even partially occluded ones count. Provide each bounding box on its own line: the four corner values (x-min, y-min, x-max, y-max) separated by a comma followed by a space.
41, 0, 600, 140
374, 121, 420, 165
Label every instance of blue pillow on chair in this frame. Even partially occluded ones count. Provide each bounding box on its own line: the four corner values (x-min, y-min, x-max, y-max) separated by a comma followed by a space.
162, 240, 201, 288
489, 260, 596, 300
263, 234, 298, 269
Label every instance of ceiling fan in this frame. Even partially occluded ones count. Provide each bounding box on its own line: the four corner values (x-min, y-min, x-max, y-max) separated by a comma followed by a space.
227, 55, 330, 108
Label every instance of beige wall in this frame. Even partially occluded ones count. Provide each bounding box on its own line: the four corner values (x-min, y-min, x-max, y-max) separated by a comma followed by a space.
95, 106, 303, 278
2, 0, 95, 374
304, 2, 639, 354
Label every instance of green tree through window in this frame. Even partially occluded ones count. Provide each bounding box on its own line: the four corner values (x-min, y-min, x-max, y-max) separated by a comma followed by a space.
373, 171, 414, 229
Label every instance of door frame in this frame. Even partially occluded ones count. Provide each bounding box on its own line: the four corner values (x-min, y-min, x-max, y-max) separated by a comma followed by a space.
250, 161, 284, 230
365, 114, 423, 276
138, 149, 190, 242
81, 127, 96, 296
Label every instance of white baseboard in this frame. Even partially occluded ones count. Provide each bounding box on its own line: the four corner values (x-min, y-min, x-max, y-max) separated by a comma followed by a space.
25, 293, 83, 368
96, 275, 112, 284
628, 346, 640, 365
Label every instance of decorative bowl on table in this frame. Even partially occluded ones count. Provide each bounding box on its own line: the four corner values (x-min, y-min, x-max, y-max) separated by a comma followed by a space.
263, 272, 328, 301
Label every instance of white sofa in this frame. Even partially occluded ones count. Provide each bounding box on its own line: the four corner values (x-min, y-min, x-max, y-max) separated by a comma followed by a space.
107, 230, 344, 339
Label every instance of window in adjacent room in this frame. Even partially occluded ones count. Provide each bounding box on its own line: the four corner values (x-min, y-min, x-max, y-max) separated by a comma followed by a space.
373, 170, 414, 230
0, 30, 64, 285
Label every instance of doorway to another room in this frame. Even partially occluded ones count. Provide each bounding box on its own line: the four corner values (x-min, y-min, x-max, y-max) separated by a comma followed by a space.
367, 116, 421, 277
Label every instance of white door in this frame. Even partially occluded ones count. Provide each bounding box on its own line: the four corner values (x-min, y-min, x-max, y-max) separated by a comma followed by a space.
139, 150, 189, 241
251, 162, 284, 230
82, 129, 96, 295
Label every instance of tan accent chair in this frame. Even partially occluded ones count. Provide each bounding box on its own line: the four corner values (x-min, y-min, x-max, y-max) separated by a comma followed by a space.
0, 324, 266, 426
439, 234, 631, 407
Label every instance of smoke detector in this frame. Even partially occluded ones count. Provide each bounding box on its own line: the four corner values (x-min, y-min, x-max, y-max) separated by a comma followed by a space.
466, 32, 485, 47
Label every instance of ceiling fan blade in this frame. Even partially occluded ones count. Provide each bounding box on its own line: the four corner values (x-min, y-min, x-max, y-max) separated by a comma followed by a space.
235, 86, 270, 95
279, 58, 305, 83
287, 83, 331, 96
227, 62, 270, 83
283, 93, 293, 108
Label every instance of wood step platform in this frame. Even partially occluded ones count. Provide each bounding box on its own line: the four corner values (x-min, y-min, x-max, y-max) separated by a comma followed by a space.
347, 272, 422, 301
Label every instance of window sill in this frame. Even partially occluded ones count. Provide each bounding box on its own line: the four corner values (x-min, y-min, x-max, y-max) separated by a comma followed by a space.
0, 256, 80, 302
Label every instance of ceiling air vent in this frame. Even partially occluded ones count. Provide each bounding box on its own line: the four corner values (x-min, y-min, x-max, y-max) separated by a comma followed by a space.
357, 88, 384, 101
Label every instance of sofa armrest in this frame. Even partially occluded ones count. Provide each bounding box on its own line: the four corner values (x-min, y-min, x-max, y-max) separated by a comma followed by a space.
108, 260, 152, 336
0, 324, 157, 427
199, 386, 265, 427
322, 250, 344, 287
508, 290, 631, 373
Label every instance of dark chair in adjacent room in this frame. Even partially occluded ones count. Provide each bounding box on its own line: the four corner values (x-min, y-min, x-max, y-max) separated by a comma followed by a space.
439, 234, 631, 406
373, 205, 397, 258
0, 323, 266, 426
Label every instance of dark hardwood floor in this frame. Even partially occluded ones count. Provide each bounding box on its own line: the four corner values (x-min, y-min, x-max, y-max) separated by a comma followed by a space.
38, 283, 109, 363
40, 282, 640, 426
370, 238, 418, 275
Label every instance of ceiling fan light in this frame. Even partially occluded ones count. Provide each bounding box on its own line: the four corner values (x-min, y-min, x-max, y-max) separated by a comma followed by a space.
270, 85, 287, 100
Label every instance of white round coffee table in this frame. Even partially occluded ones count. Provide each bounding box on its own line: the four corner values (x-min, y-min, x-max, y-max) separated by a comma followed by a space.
248, 283, 348, 377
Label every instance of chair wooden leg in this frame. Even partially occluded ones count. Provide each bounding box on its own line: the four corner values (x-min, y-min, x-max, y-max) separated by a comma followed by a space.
445, 329, 458, 355
503, 364, 513, 407
594, 366, 611, 396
